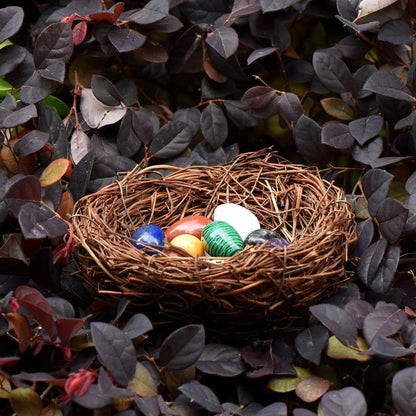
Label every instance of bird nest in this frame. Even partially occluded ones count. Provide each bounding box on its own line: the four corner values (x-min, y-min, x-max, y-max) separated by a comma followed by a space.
71, 150, 357, 334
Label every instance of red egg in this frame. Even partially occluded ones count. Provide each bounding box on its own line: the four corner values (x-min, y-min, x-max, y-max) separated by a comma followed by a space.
165, 215, 212, 242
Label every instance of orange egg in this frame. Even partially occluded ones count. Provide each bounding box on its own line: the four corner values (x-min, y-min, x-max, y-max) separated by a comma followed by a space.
165, 215, 212, 242
170, 234, 205, 257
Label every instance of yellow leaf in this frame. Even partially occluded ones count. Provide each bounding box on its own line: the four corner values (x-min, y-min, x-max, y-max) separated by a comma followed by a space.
128, 362, 158, 397
0, 376, 12, 399
326, 335, 372, 361
267, 366, 313, 393
39, 158, 71, 187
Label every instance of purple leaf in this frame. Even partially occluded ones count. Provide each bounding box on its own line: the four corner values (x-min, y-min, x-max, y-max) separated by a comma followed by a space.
348, 115, 383, 145
376, 198, 408, 243
260, 0, 300, 12
13, 130, 50, 157
4, 176, 41, 217
321, 123, 355, 149
171, 107, 201, 137
2, 104, 38, 128
132, 109, 155, 144
231, 0, 262, 18
159, 324, 205, 369
0, 45, 27, 77
116, 112, 142, 157
365, 336, 413, 357
406, 171, 416, 194
241, 86, 276, 109
363, 70, 414, 102
309, 304, 357, 347
362, 301, 406, 344
70, 129, 91, 165
200, 102, 228, 149
91, 74, 121, 106
128, 0, 168, 25
356, 239, 400, 294
206, 27, 239, 59
18, 202, 68, 240
351, 137, 383, 165
149, 121, 193, 159
33, 22, 73, 69
294, 325, 328, 365
107, 27, 146, 53
361, 168, 394, 217
191, 140, 228, 166
195, 344, 245, 377
278, 92, 303, 122
0, 6, 24, 44
122, 313, 153, 339
378, 20, 414, 45
178, 380, 222, 413
90, 322, 136, 386
320, 387, 366, 416
258, 402, 287, 416
312, 51, 353, 93
293, 409, 317, 416
20, 72, 56, 104
294, 115, 336, 164
344, 300, 374, 329
353, 219, 375, 257
223, 100, 261, 128
134, 396, 162, 415
38, 61, 66, 83
80, 88, 126, 129
392, 367, 416, 416
247, 47, 275, 65
167, 24, 204, 74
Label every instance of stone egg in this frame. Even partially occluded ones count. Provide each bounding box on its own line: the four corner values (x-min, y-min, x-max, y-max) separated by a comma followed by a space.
131, 224, 166, 255
201, 220, 244, 257
165, 215, 212, 242
213, 203, 260, 241
170, 234, 205, 256
265, 237, 290, 249
244, 228, 282, 245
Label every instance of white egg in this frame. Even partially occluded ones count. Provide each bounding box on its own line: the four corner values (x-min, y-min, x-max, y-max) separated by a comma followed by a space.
213, 203, 260, 241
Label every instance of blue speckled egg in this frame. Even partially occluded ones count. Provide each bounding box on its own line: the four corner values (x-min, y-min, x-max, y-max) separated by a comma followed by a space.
201, 221, 244, 257
131, 224, 166, 255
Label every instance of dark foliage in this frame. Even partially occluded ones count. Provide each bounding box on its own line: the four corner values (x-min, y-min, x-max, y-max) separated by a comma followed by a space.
0, 0, 416, 414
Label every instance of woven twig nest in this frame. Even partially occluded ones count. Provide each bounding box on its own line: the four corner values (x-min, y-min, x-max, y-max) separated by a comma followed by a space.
71, 150, 357, 333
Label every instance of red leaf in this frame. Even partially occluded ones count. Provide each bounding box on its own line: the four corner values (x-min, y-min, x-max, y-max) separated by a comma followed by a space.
4, 312, 34, 353
72, 20, 88, 45
14, 286, 58, 341
56, 316, 89, 344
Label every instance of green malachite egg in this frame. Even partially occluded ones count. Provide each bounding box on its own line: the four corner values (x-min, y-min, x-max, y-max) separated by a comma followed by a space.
201, 221, 244, 257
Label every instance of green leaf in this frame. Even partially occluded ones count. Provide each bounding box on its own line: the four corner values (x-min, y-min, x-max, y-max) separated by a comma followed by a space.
267, 366, 313, 393
10, 387, 43, 416
0, 376, 12, 399
326, 336, 371, 361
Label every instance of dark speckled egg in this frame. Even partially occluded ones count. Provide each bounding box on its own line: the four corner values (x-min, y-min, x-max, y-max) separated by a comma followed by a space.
244, 228, 281, 245
131, 224, 166, 255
